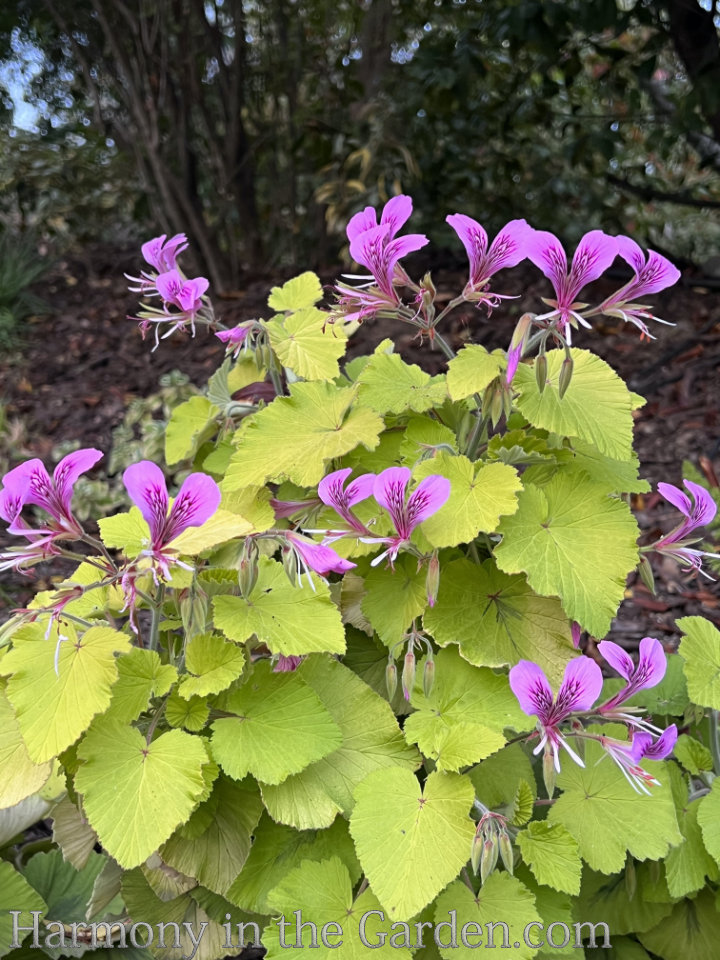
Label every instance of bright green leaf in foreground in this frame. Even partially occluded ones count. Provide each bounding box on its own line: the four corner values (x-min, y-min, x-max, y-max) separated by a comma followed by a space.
665, 767, 718, 898
677, 616, 720, 709
76, 717, 208, 869
223, 381, 383, 488
516, 821, 582, 896
179, 633, 245, 699
413, 454, 521, 546
0, 624, 131, 763
268, 271, 323, 311
356, 351, 447, 414
165, 395, 219, 466
267, 307, 348, 381
211, 662, 342, 785
494, 472, 639, 637
361, 554, 427, 646
446, 344, 503, 401
0, 683, 51, 809
350, 768, 475, 919
107, 648, 177, 724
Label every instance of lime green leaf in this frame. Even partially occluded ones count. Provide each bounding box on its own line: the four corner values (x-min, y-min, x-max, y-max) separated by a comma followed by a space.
224, 382, 383, 489
469, 743, 537, 815
413, 455, 521, 546
268, 271, 323, 311
356, 352, 447, 414
639, 890, 720, 960
666, 782, 718, 898
260, 657, 419, 829
226, 813, 360, 914
220, 486, 275, 533
350, 768, 475, 919
267, 307, 348, 381
495, 473, 639, 637
575, 865, 671, 937
511, 780, 535, 827
263, 857, 412, 960
0, 624, 131, 763
516, 822, 582, 895
697, 778, 720, 868
51, 796, 98, 870
678, 616, 720, 708
674, 734, 713, 775
569, 441, 650, 494
211, 662, 342, 785
170, 508, 253, 554
398, 415, 458, 467
403, 649, 526, 772
180, 633, 245, 699
515, 349, 635, 460
0, 862, 46, 958
213, 558, 346, 657
166, 688, 210, 731
361, 553, 427, 646
166, 396, 219, 466
75, 717, 208, 869
446, 345, 503, 401
108, 648, 177, 724
548, 736, 681, 874
97, 507, 149, 555
424, 559, 575, 685
161, 776, 263, 896
513, 865, 578, 958
434, 876, 542, 959
0, 683, 51, 809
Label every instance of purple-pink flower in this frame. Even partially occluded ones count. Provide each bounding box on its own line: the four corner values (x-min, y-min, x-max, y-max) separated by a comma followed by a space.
526, 229, 618, 341
318, 467, 376, 535
598, 725, 677, 794
509, 657, 604, 771
367, 467, 450, 566
652, 479, 717, 576
215, 324, 251, 359
284, 531, 356, 584
597, 636, 667, 712
141, 234, 189, 274
273, 655, 304, 673
597, 237, 680, 336
446, 214, 531, 306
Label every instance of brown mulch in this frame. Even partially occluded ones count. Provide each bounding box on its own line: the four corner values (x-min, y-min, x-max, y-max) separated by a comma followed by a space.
1, 244, 719, 650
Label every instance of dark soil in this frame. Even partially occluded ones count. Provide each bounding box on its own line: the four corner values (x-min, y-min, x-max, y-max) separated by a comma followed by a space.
2, 244, 720, 653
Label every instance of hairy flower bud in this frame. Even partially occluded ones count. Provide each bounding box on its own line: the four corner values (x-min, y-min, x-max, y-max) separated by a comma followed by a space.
480, 838, 499, 884
179, 584, 209, 639
535, 353, 548, 394
423, 657, 436, 698
638, 554, 656, 595
281, 542, 298, 587
471, 833, 483, 875
498, 831, 514, 875
402, 650, 417, 701
558, 355, 574, 398
238, 538, 260, 599
385, 660, 398, 700
426, 552, 441, 608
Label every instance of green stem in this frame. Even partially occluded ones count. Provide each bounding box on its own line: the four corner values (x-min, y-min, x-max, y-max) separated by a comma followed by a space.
148, 584, 165, 652
431, 329, 457, 362
709, 710, 720, 775
465, 412, 489, 460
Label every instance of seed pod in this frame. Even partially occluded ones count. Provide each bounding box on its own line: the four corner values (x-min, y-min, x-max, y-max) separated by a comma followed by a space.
425, 552, 441, 608
480, 838, 499, 884
385, 660, 398, 700
238, 539, 260, 599
638, 555, 656, 595
498, 831, 514, 875
542, 749, 557, 799
558, 355, 574, 398
535, 353, 548, 393
402, 650, 417, 701
423, 657, 436, 698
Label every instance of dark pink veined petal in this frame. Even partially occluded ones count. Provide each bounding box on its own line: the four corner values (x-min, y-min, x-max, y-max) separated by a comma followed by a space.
381, 233, 429, 294
626, 732, 654, 763
556, 656, 604, 714
615, 236, 646, 276
349, 224, 392, 284
346, 206, 379, 244
0, 487, 23, 524
636, 636, 668, 689
446, 213, 488, 285
615, 237, 681, 299
509, 660, 555, 720
141, 235, 168, 272
642, 724, 677, 761
216, 326, 250, 345
485, 219, 532, 274
163, 472, 222, 545
380, 195, 414, 238
161, 233, 189, 269
657, 481, 692, 518
505, 341, 523, 384
525, 229, 568, 295
3, 459, 55, 516
156, 269, 184, 307
567, 230, 618, 298
123, 461, 170, 544
141, 234, 188, 272
571, 621, 582, 649
345, 472, 377, 507
53, 449, 103, 516
177, 277, 209, 312
286, 532, 356, 575
273, 655, 304, 673
317, 468, 354, 510
405, 474, 451, 530
683, 479, 717, 527
373, 467, 412, 527
596, 639, 634, 680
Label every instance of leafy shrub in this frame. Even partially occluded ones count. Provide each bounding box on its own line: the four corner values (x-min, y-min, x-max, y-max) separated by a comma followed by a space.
0, 229, 49, 345
1, 203, 719, 960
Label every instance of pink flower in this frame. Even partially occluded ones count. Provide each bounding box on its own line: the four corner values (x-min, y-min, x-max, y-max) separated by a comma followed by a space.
598, 725, 677, 794
597, 238, 680, 336
318, 467, 376, 535
141, 234, 188, 274
653, 479, 717, 577
215, 325, 251, 359
446, 214, 531, 306
597, 636, 667, 711
156, 270, 209, 316
526, 229, 618, 341
273, 655, 304, 673
284, 531, 356, 586
366, 467, 450, 566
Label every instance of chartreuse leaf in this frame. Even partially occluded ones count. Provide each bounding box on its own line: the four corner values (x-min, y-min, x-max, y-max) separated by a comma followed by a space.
166, 689, 209, 731
469, 743, 537, 815
226, 814, 360, 914
446, 344, 503, 401
350, 768, 475, 919
677, 616, 720, 708
403, 649, 526, 772
575, 865, 671, 938
434, 876, 542, 959
263, 857, 412, 960
268, 271, 323, 311
356, 351, 447, 414
697, 778, 720, 868
166, 395, 219, 466
398, 415, 457, 467
548, 734, 681, 874
75, 717, 208, 869
107, 648, 177, 723
413, 454, 521, 546
639, 889, 720, 960
267, 307, 348, 381
0, 682, 51, 809
0, 861, 46, 958
515, 349, 635, 460
665, 764, 718, 897
514, 872, 578, 959
361, 553, 427, 646
0, 624, 131, 763
221, 486, 275, 533
161, 776, 263, 896
494, 472, 639, 637
97, 506, 149, 555
569, 440, 650, 494
223, 381, 383, 489
170, 509, 253, 554
213, 558, 346, 656
260, 658, 419, 830
29, 560, 123, 621
179, 633, 245, 699
674, 734, 713, 775
424, 559, 575, 686
516, 822, 582, 895
211, 661, 342, 785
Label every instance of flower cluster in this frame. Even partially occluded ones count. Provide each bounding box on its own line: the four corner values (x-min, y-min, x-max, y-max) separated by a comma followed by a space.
509, 637, 677, 795
650, 478, 717, 577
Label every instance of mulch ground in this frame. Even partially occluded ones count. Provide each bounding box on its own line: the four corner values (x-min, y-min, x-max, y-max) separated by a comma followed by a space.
1, 243, 719, 654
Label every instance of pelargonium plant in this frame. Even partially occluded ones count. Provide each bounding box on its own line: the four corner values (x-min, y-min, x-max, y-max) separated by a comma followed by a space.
1, 201, 720, 960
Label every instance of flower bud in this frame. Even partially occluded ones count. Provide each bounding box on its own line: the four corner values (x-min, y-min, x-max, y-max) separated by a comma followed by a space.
402, 650, 416, 701
471, 833, 483, 875
423, 657, 436, 698
281, 542, 298, 587
510, 312, 533, 351
489, 386, 504, 427
385, 660, 398, 700
480, 838, 498, 884
558, 355, 574, 398
542, 748, 557, 799
425, 552, 441, 608
179, 585, 209, 639
238, 539, 260, 599
498, 831, 514, 875
638, 554, 656, 595
535, 353, 548, 393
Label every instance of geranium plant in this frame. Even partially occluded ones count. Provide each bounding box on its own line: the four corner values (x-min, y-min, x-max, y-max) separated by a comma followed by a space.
1, 200, 720, 960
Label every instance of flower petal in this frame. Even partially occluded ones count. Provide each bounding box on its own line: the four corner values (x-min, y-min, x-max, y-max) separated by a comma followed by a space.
346, 206, 378, 244
446, 213, 488, 284
556, 656, 603, 713
684, 479, 717, 528
597, 639, 634, 680
373, 467, 411, 515
381, 233, 429, 293
123, 461, 169, 543
380, 195, 413, 238
486, 219, 532, 274
642, 724, 677, 761
53, 449, 103, 516
657, 481, 692, 518
164, 472, 222, 544
509, 660, 554, 719
287, 533, 356, 575
636, 636, 668, 689
525, 229, 568, 297
568, 230, 618, 295
345, 472, 377, 507
405, 474, 451, 529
